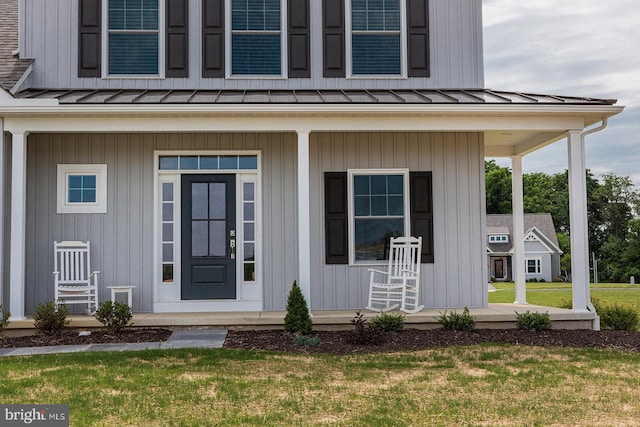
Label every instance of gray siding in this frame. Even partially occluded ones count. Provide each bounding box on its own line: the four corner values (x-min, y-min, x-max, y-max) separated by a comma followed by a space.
309, 132, 487, 310
25, 132, 297, 314
21, 0, 484, 90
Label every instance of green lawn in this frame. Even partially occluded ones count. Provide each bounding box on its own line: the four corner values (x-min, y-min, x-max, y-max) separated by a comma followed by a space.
2, 347, 640, 426
489, 282, 640, 308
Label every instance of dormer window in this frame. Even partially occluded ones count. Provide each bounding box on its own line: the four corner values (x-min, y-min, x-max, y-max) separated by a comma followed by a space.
347, 0, 404, 76
489, 234, 509, 243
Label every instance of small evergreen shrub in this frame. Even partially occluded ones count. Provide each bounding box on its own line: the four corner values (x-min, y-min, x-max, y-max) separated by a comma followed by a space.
371, 312, 405, 332
0, 304, 10, 333
558, 299, 572, 309
34, 301, 69, 336
95, 300, 133, 333
284, 280, 312, 335
600, 304, 639, 331
515, 311, 552, 331
438, 307, 476, 331
293, 335, 321, 347
350, 311, 384, 345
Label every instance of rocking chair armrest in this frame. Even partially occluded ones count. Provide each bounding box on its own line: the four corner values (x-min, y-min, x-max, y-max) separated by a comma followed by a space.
368, 268, 389, 276
53, 271, 59, 278
401, 269, 419, 276
89, 271, 100, 278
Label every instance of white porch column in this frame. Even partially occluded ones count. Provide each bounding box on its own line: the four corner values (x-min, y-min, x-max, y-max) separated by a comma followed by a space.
567, 130, 589, 312
511, 155, 527, 304
296, 130, 312, 308
9, 131, 28, 320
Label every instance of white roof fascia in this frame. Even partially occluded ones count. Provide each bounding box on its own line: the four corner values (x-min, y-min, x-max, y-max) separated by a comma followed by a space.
1, 108, 620, 134
527, 226, 563, 254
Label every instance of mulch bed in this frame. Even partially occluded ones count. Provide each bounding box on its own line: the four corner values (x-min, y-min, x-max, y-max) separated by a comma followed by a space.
223, 329, 640, 355
0, 328, 173, 348
3, 328, 640, 355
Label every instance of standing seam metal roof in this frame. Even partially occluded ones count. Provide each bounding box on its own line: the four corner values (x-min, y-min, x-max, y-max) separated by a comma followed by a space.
13, 88, 618, 105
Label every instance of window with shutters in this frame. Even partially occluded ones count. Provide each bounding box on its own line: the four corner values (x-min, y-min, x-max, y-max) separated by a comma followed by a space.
229, 0, 285, 76
106, 0, 163, 75
347, 0, 405, 76
348, 170, 410, 263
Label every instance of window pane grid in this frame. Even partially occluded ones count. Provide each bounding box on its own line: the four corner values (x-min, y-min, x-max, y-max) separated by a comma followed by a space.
352, 173, 405, 261
243, 182, 256, 282
351, 0, 401, 75
231, 0, 282, 75
161, 182, 174, 283
67, 174, 97, 203
159, 155, 258, 171
108, 0, 159, 74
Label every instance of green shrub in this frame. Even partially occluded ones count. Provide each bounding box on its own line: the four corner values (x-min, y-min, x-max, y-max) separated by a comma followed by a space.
0, 304, 10, 333
438, 307, 476, 331
34, 301, 69, 336
284, 280, 312, 335
558, 299, 573, 309
293, 335, 321, 347
600, 304, 639, 331
350, 311, 384, 345
95, 301, 133, 333
371, 312, 405, 332
515, 311, 552, 331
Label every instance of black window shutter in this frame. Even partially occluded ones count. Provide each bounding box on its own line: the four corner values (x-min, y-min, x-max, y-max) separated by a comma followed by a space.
407, 0, 430, 77
78, 0, 101, 77
410, 172, 434, 263
166, 0, 189, 77
202, 0, 225, 78
325, 172, 348, 264
288, 0, 310, 78
322, 0, 345, 77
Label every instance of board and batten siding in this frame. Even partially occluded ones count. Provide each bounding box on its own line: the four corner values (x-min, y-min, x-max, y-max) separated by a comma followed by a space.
24, 132, 297, 314
309, 132, 487, 310
20, 0, 484, 90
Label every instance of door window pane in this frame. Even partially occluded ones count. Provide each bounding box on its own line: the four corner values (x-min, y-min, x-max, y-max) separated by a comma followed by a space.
209, 183, 226, 220
192, 221, 209, 256
192, 183, 209, 220
209, 221, 226, 257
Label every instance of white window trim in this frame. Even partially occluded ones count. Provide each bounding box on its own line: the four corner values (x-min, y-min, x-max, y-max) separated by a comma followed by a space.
225, 0, 288, 79
347, 169, 410, 265
525, 258, 542, 274
57, 164, 108, 214
102, 0, 166, 78
345, 0, 407, 78
489, 234, 509, 243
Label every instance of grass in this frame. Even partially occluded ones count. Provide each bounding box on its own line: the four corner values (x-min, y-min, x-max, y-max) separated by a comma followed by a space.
2, 346, 640, 426
489, 282, 640, 308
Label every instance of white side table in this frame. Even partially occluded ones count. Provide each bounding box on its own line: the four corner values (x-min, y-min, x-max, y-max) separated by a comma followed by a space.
107, 286, 136, 308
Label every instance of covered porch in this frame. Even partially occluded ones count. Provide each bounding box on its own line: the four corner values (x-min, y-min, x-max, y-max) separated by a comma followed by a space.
0, 89, 623, 328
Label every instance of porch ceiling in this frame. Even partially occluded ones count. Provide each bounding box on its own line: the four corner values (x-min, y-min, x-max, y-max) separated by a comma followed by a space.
1, 88, 623, 157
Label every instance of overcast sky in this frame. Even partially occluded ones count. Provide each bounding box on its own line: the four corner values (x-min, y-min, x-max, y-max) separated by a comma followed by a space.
482, 0, 640, 186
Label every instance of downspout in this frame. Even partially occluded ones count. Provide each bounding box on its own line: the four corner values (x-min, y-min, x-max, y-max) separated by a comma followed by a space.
580, 116, 609, 331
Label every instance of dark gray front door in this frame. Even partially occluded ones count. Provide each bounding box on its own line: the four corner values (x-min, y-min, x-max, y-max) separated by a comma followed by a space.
181, 174, 236, 300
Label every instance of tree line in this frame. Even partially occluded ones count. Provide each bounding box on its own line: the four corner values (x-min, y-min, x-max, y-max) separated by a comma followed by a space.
485, 160, 640, 282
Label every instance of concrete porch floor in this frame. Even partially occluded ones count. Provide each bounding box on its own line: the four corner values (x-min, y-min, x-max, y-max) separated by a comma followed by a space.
6, 304, 596, 334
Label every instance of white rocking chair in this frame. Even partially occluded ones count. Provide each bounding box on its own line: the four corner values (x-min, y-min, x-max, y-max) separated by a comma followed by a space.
53, 241, 99, 314
367, 236, 424, 314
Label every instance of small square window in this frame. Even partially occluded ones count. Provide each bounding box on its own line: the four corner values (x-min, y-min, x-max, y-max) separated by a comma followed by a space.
57, 164, 107, 214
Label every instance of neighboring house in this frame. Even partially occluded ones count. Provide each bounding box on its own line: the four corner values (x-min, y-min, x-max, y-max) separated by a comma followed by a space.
487, 214, 563, 283
0, 0, 623, 321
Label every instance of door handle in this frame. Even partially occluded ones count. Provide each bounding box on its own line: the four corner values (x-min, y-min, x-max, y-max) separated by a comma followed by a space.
230, 239, 236, 260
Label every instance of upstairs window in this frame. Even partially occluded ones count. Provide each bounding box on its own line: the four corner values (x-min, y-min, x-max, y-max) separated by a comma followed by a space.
230, 0, 283, 76
489, 234, 509, 243
349, 0, 403, 76
108, 0, 160, 75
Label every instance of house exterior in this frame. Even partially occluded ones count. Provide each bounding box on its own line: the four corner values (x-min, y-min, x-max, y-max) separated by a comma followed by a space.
487, 213, 563, 283
0, 0, 623, 322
